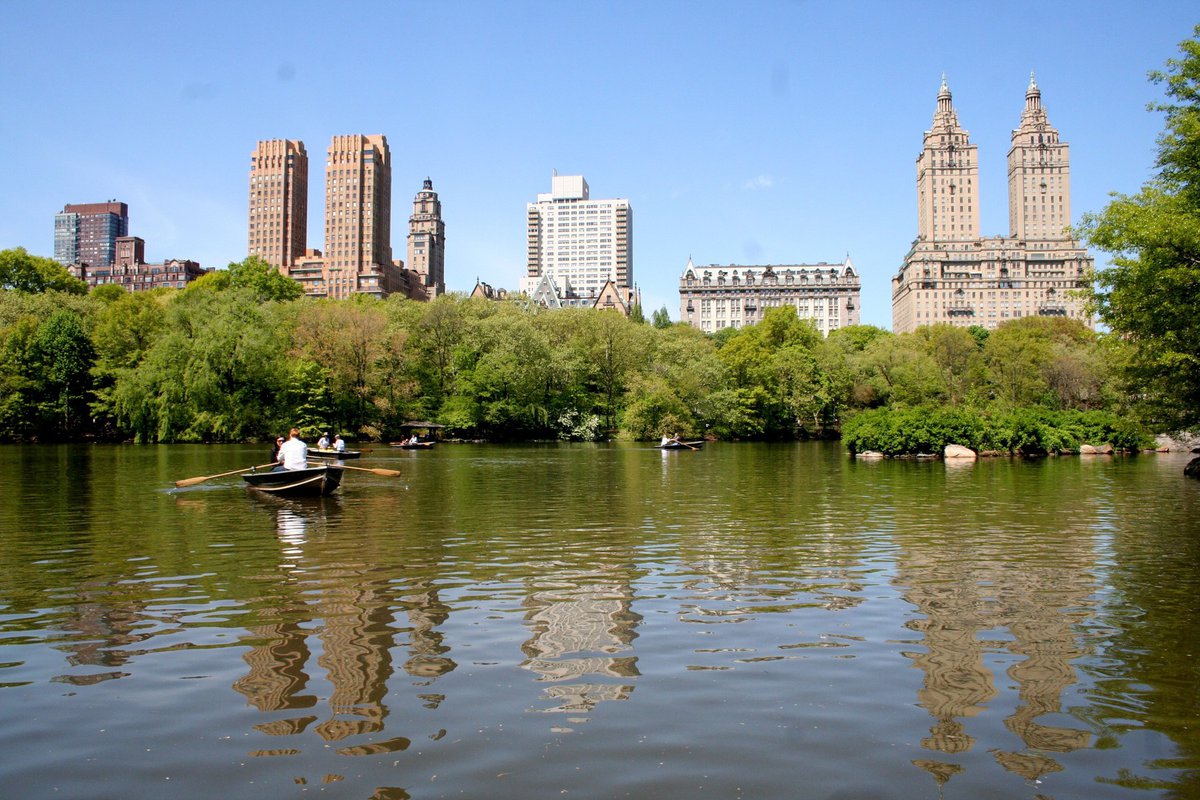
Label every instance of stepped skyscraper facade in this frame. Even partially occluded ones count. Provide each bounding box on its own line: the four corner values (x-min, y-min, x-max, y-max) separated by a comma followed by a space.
248, 140, 308, 270
891, 77, 1092, 333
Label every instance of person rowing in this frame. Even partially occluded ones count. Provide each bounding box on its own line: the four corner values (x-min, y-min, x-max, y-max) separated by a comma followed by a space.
275, 428, 309, 471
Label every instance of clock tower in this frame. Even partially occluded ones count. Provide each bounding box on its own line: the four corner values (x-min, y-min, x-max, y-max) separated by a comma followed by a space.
407, 178, 445, 296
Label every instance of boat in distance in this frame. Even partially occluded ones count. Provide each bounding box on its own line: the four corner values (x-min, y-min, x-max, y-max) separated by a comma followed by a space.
309, 448, 362, 459
243, 464, 344, 496
392, 441, 436, 449
660, 440, 704, 450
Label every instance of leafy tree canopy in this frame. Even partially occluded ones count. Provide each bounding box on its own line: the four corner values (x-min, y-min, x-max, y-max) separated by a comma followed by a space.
1078, 24, 1200, 431
0, 248, 86, 295
189, 255, 304, 303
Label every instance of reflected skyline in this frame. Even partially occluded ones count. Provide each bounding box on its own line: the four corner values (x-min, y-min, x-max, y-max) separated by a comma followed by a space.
1, 443, 1197, 799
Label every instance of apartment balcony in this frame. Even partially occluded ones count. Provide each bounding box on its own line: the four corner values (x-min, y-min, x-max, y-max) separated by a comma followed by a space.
946, 301, 976, 317
1037, 304, 1068, 316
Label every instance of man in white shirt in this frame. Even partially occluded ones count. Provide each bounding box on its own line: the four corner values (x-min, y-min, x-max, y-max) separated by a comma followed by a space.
278, 428, 309, 470
333, 435, 346, 453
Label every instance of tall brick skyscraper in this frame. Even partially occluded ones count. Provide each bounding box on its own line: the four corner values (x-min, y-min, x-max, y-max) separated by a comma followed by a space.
324, 134, 391, 275
248, 139, 308, 270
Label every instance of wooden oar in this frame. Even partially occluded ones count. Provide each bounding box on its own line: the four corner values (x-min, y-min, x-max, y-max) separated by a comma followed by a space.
332, 464, 402, 478
671, 438, 698, 451
175, 462, 278, 488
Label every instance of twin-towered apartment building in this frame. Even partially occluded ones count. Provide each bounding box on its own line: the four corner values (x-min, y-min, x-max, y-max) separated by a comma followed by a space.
680, 75, 1093, 335
890, 76, 1092, 332
248, 136, 445, 300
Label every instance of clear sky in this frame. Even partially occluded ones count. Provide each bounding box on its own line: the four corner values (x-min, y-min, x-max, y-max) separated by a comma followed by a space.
2, 1, 1195, 328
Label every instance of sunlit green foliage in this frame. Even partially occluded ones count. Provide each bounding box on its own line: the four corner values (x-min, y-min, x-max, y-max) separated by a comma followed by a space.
843, 407, 1151, 456
1079, 25, 1200, 431
0, 258, 1146, 445
0, 248, 86, 294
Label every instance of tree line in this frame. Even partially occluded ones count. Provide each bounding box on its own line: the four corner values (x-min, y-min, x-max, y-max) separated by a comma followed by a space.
0, 248, 1139, 446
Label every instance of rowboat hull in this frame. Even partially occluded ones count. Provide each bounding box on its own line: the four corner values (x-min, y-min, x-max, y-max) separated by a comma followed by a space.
392, 442, 436, 449
310, 449, 362, 459
243, 465, 344, 496
660, 441, 704, 450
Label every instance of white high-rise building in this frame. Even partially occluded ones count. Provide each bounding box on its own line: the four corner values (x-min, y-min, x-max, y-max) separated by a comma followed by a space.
525, 174, 632, 299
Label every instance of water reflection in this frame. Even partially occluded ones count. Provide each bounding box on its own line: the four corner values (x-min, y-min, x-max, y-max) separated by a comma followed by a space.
3, 444, 1199, 799
520, 564, 641, 719
233, 491, 458, 756
895, 514, 1096, 785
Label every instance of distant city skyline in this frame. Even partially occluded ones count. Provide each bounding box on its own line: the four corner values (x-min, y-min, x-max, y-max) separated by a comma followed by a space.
4, 2, 1195, 327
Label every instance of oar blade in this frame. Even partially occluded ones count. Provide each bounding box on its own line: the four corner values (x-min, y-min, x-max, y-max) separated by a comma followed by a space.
174, 475, 213, 488
371, 468, 403, 477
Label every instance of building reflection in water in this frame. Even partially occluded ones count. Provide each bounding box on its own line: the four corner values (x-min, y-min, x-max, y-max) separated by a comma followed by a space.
896, 525, 1095, 786
232, 496, 457, 753
520, 565, 641, 719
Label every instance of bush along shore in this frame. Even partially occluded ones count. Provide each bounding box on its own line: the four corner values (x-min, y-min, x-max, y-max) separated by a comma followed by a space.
842, 407, 1154, 459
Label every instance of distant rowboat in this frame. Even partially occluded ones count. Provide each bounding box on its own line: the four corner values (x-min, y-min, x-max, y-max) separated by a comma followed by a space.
660, 440, 704, 450
309, 448, 362, 459
392, 441, 435, 449
243, 465, 344, 496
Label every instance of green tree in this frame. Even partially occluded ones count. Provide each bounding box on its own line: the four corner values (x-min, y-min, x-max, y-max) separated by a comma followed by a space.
190, 255, 304, 303
651, 306, 672, 329
110, 285, 290, 442
1078, 24, 1200, 431
0, 316, 41, 438
293, 300, 389, 435
89, 290, 168, 431
0, 248, 87, 294
914, 324, 985, 405
32, 310, 94, 436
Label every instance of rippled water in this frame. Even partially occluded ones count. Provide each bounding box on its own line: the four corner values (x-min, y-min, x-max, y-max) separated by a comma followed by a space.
1, 442, 1198, 799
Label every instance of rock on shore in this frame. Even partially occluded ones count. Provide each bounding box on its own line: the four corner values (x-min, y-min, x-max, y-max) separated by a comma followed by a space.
1156, 432, 1200, 452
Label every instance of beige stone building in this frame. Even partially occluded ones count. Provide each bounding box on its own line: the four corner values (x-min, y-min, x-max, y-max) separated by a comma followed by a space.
891, 77, 1093, 333
679, 256, 860, 335
248, 140, 308, 270
407, 178, 446, 297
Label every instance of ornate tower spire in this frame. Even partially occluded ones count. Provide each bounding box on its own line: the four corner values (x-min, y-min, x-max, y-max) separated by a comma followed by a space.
916, 76, 980, 242
1008, 74, 1070, 240
932, 75, 961, 133
407, 177, 445, 296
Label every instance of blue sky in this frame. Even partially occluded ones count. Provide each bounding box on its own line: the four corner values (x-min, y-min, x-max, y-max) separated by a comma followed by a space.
2, 1, 1195, 328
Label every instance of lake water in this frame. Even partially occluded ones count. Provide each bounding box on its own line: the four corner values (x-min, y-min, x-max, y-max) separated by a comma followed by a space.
1, 442, 1198, 799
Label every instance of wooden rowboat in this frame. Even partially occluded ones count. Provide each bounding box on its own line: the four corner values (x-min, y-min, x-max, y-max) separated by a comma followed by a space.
309, 448, 362, 459
660, 440, 704, 450
392, 441, 436, 449
243, 465, 344, 496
